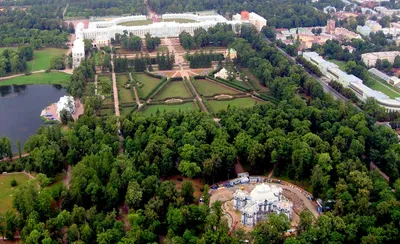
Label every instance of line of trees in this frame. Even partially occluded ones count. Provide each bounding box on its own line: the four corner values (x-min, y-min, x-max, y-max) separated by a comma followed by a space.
187, 50, 223, 68
156, 51, 175, 70
67, 59, 96, 98
179, 23, 236, 50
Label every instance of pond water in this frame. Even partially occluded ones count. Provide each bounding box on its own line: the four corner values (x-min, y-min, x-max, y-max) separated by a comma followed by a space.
0, 85, 66, 151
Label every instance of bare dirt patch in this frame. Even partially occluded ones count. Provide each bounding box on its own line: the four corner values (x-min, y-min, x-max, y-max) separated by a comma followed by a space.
164, 175, 204, 200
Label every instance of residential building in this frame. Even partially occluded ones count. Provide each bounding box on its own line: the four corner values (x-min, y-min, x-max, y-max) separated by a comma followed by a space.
361, 51, 400, 67
365, 20, 382, 32
357, 25, 372, 36
375, 6, 400, 16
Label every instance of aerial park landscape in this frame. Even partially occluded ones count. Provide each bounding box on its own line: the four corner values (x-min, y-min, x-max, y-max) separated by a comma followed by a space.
1, 0, 400, 243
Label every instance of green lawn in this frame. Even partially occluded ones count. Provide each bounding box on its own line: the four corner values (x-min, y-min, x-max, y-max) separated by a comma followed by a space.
368, 74, 400, 99
116, 74, 135, 103
155, 81, 192, 100
99, 108, 114, 116
27, 48, 67, 72
117, 19, 153, 26
142, 102, 196, 116
329, 59, 347, 71
133, 73, 163, 99
0, 72, 71, 87
0, 173, 30, 214
121, 107, 135, 117
208, 97, 263, 113
193, 79, 238, 96
162, 18, 197, 23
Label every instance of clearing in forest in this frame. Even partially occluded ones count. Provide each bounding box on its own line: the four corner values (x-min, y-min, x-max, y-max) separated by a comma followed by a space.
0, 173, 30, 214
27, 48, 67, 72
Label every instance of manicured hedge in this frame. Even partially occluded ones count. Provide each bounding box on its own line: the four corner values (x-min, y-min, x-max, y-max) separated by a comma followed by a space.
144, 70, 164, 79
146, 77, 169, 100
207, 76, 251, 92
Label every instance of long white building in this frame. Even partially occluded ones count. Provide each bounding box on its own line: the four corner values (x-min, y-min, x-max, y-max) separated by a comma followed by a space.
303, 52, 400, 111
79, 13, 266, 41
72, 22, 85, 68
233, 184, 293, 227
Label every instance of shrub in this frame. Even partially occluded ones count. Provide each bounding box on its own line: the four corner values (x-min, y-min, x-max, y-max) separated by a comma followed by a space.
10, 179, 17, 187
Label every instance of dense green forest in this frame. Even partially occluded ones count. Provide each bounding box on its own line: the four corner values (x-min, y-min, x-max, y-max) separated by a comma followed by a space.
148, 0, 328, 28
1, 0, 400, 243
0, 1, 69, 47
65, 0, 147, 18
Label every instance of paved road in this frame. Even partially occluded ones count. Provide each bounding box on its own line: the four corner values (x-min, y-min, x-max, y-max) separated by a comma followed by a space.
0, 153, 30, 162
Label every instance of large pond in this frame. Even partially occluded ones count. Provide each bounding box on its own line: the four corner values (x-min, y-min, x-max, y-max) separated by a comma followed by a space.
0, 85, 66, 151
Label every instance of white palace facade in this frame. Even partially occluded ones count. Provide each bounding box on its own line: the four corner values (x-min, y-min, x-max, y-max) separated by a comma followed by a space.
233, 184, 293, 227
78, 12, 267, 41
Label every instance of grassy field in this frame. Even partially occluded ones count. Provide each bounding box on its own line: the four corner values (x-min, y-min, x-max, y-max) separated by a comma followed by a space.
142, 102, 196, 115
0, 72, 70, 87
329, 59, 347, 71
97, 75, 114, 106
208, 97, 263, 113
116, 74, 134, 103
117, 19, 153, 26
368, 74, 400, 99
133, 73, 163, 98
162, 18, 197, 23
27, 48, 67, 72
155, 81, 192, 100
99, 108, 114, 116
0, 173, 30, 214
121, 107, 135, 116
193, 79, 238, 96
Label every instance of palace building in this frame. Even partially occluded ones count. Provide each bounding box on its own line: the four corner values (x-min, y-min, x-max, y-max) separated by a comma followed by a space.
233, 184, 293, 227
76, 12, 266, 42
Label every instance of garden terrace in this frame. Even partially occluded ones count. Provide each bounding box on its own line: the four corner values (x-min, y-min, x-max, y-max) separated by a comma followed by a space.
132, 73, 164, 99
153, 81, 193, 101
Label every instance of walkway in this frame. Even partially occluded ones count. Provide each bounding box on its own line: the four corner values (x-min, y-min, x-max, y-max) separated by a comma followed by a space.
94, 74, 98, 95
182, 69, 210, 113
63, 3, 69, 18
110, 44, 120, 117
62, 165, 72, 189
0, 153, 30, 163
129, 73, 143, 108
